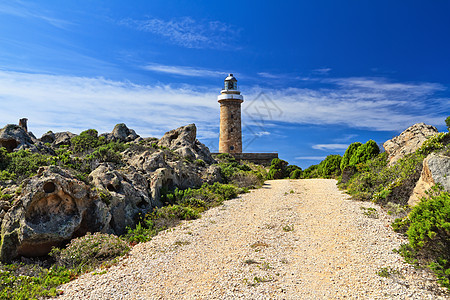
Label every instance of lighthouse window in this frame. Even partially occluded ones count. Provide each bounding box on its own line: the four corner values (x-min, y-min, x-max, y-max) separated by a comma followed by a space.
230, 146, 234, 151
230, 114, 234, 119
230, 128, 233, 132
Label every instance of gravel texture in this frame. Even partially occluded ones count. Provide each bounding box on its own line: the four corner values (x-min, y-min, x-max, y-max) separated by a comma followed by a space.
55, 179, 449, 299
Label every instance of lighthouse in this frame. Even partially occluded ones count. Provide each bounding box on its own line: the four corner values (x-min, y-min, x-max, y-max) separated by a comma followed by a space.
218, 74, 244, 153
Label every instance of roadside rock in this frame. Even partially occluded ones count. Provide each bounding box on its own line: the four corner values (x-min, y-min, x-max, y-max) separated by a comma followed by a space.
0, 124, 34, 152
158, 124, 215, 164
89, 164, 151, 235
383, 123, 438, 165
409, 153, 450, 206
0, 166, 110, 262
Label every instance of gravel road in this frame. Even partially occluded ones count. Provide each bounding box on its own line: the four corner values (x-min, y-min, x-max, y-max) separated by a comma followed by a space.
55, 179, 449, 299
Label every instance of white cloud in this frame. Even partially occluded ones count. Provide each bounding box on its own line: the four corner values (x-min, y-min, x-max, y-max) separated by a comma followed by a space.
312, 144, 349, 151
312, 68, 331, 75
0, 70, 219, 139
120, 17, 241, 49
0, 70, 448, 145
243, 77, 448, 131
0, 1, 72, 29
295, 156, 326, 160
143, 63, 224, 78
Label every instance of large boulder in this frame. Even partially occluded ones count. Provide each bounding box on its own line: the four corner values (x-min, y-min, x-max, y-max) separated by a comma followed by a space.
0, 124, 34, 152
89, 164, 151, 234
99, 123, 139, 143
158, 124, 215, 164
409, 153, 450, 206
53, 131, 76, 148
383, 123, 438, 165
0, 166, 110, 262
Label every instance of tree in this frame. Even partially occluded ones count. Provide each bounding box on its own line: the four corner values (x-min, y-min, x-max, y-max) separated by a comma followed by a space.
446, 116, 450, 132
340, 142, 362, 171
318, 155, 342, 177
268, 158, 289, 179
349, 140, 380, 166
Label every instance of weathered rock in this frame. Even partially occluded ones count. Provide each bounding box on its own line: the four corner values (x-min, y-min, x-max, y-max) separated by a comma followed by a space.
40, 131, 56, 144
203, 165, 223, 184
0, 124, 34, 152
409, 153, 450, 206
158, 124, 215, 164
0, 166, 110, 262
111, 123, 139, 142
100, 123, 139, 143
383, 123, 438, 165
53, 132, 76, 148
89, 164, 151, 234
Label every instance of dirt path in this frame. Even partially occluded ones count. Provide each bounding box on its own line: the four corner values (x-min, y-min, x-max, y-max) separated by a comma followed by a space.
56, 179, 448, 299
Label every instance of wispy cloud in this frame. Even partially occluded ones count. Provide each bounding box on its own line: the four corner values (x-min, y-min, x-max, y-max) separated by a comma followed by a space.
143, 63, 224, 77
120, 17, 241, 49
312, 144, 349, 151
0, 1, 72, 29
1, 70, 448, 147
295, 156, 327, 160
0, 70, 219, 139
243, 77, 448, 131
312, 68, 331, 75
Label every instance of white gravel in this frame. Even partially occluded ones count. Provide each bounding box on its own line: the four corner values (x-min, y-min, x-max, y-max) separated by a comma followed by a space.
55, 179, 449, 299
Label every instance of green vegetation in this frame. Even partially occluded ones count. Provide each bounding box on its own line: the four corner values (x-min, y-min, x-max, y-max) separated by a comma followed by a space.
317, 154, 342, 178
446, 116, 450, 131
267, 158, 302, 179
394, 190, 450, 289
340, 142, 362, 171
0, 233, 129, 299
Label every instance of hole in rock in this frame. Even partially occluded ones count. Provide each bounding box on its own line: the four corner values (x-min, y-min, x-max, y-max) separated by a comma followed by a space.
43, 182, 56, 193
106, 183, 116, 192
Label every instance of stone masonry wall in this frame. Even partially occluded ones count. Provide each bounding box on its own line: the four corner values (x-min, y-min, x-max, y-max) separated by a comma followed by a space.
219, 100, 242, 153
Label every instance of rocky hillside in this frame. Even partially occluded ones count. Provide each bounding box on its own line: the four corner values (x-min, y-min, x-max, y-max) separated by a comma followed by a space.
0, 122, 223, 262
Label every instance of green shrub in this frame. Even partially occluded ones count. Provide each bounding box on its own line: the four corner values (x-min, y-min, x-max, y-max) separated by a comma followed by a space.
0, 264, 72, 299
446, 116, 450, 132
4, 150, 50, 180
340, 142, 362, 171
397, 191, 450, 289
0, 170, 15, 181
349, 140, 380, 166
418, 132, 450, 155
289, 169, 302, 179
71, 129, 105, 153
194, 159, 206, 167
317, 154, 342, 178
302, 164, 319, 178
267, 158, 288, 179
50, 232, 130, 271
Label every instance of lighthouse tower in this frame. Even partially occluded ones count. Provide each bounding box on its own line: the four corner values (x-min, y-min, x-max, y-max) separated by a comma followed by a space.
218, 74, 244, 153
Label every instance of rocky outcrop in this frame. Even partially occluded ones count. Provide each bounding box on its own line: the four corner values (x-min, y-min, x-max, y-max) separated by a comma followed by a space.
0, 166, 110, 262
409, 153, 450, 206
52, 132, 76, 148
383, 123, 438, 165
89, 164, 151, 235
158, 124, 215, 164
0, 122, 220, 261
100, 123, 139, 143
0, 124, 34, 152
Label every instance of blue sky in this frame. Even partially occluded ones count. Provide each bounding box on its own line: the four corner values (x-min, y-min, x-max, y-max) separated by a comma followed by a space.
1, 1, 449, 168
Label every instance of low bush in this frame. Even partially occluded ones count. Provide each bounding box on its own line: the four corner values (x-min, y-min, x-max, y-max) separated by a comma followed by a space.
71, 129, 105, 154
395, 190, 450, 290
317, 154, 342, 178
50, 232, 130, 272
